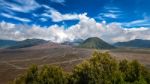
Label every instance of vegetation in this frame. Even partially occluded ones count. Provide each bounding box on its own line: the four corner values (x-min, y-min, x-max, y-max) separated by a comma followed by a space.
79, 37, 115, 49
13, 51, 150, 84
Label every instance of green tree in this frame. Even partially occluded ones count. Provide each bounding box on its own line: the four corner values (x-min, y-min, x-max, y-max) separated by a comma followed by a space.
38, 65, 68, 84
125, 60, 142, 82
14, 64, 38, 84
71, 51, 124, 84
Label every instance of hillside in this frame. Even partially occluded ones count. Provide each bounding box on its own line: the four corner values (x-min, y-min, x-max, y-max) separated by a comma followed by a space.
114, 39, 150, 48
62, 39, 84, 46
0, 40, 17, 48
8, 39, 48, 49
79, 37, 115, 49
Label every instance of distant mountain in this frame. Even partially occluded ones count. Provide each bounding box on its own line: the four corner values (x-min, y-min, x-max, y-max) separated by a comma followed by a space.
0, 40, 17, 48
114, 39, 150, 48
78, 37, 115, 49
8, 39, 48, 49
62, 39, 84, 46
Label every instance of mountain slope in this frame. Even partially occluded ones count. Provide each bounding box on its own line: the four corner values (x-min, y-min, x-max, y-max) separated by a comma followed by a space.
114, 39, 150, 48
8, 39, 48, 49
62, 39, 84, 46
0, 40, 17, 48
79, 37, 115, 49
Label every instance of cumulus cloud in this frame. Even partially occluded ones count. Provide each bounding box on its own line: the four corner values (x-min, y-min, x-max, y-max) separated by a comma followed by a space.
1, 14, 150, 43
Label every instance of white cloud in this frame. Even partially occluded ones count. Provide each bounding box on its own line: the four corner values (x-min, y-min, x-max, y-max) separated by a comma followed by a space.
40, 18, 47, 22
50, 0, 65, 3
104, 6, 119, 10
42, 5, 51, 9
122, 19, 150, 27
32, 13, 38, 17
1, 14, 150, 43
0, 0, 40, 13
42, 13, 51, 18
103, 13, 118, 18
98, 5, 122, 19
49, 9, 87, 22
108, 10, 122, 13
41, 6, 86, 22
1, 13, 31, 22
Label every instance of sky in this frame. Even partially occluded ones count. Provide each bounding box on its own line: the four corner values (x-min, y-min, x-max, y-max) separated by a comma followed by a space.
0, 0, 150, 43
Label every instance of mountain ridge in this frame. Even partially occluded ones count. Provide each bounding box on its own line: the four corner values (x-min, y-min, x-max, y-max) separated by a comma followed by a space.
8, 39, 48, 49
0, 40, 17, 48
78, 37, 115, 49
114, 39, 150, 48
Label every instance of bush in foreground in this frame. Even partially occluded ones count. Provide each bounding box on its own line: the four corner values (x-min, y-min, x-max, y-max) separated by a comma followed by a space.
13, 51, 150, 84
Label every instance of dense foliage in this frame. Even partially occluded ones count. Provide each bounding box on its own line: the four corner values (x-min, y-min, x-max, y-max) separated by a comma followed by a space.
13, 51, 150, 84
79, 37, 115, 49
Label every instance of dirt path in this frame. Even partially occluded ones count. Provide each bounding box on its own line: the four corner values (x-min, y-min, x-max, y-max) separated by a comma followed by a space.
3, 55, 50, 62
1, 61, 26, 69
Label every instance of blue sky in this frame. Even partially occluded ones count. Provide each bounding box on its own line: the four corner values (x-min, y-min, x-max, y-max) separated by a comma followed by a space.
0, 0, 150, 43
1, 0, 150, 28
